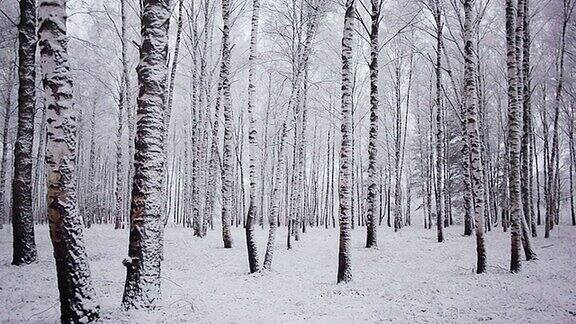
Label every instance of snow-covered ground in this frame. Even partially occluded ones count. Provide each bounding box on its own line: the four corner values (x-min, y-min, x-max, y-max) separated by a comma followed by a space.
1, 223, 575, 323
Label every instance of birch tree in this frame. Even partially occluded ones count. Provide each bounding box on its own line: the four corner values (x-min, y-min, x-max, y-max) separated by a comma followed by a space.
545, 0, 574, 238
431, 0, 444, 243
122, 0, 170, 309
0, 65, 15, 228
263, 112, 288, 270
220, 0, 234, 248
38, 0, 100, 320
519, 0, 535, 237
365, 0, 382, 248
514, 0, 536, 260
114, 0, 131, 230
506, 0, 523, 273
463, 0, 486, 274
11, 0, 38, 265
337, 0, 355, 284
245, 0, 261, 273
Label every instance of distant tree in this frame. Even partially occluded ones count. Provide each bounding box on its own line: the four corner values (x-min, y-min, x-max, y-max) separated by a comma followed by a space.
263, 113, 288, 270
545, 0, 574, 238
0, 61, 15, 230
114, 0, 132, 230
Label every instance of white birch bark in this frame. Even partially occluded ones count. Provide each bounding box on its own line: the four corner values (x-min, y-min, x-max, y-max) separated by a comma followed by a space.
12, 0, 38, 265
432, 0, 444, 242
515, 0, 536, 259
122, 0, 170, 309
263, 114, 289, 270
38, 0, 100, 320
220, 0, 234, 248
114, 0, 131, 230
365, 0, 380, 248
463, 0, 487, 274
245, 0, 261, 273
337, 0, 355, 284
506, 0, 523, 273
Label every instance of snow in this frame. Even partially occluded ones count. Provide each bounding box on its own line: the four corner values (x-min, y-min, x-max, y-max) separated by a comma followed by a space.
1, 223, 575, 323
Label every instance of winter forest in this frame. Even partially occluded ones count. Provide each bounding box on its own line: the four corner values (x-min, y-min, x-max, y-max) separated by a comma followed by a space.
0, 0, 575, 322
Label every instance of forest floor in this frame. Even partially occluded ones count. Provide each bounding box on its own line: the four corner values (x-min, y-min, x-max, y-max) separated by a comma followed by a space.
0, 222, 575, 323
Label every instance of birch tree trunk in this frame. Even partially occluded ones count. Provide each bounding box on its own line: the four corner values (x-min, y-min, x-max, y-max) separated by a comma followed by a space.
245, 0, 261, 273
337, 0, 355, 284
114, 0, 131, 230
198, 0, 211, 236
188, 2, 204, 237
506, 0, 523, 273
205, 82, 222, 232
220, 0, 234, 248
38, 0, 100, 320
33, 104, 47, 224
515, 0, 536, 260
463, 0, 487, 274
432, 1, 444, 243
393, 63, 403, 232
122, 0, 170, 309
520, 0, 533, 236
365, 0, 380, 248
0, 92, 13, 228
263, 115, 288, 270
12, 0, 38, 265
125, 23, 136, 227
461, 104, 473, 236
545, 0, 571, 238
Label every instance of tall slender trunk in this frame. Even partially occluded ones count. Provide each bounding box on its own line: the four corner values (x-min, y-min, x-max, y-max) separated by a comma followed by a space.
39, 0, 100, 320
0, 93, 13, 228
365, 0, 380, 248
165, 0, 185, 229
189, 2, 203, 237
199, 0, 212, 235
259, 73, 272, 229
12, 0, 38, 265
570, 132, 575, 225
520, 0, 535, 236
464, 0, 486, 273
433, 2, 444, 243
546, 0, 572, 238
506, 0, 523, 273
86, 98, 97, 227
245, 0, 261, 273
514, 0, 536, 260
337, 0, 355, 284
122, 0, 170, 309
125, 23, 136, 227
33, 104, 47, 224
115, 0, 132, 230
393, 63, 403, 232
220, 0, 234, 248
461, 104, 473, 236
529, 113, 537, 236
205, 82, 222, 232
263, 114, 288, 270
